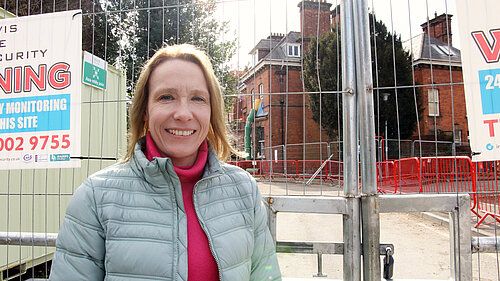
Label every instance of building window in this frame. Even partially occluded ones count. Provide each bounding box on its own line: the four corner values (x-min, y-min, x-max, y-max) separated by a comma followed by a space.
433, 45, 455, 56
256, 127, 265, 159
286, 44, 301, 57
454, 130, 462, 143
252, 52, 258, 66
259, 83, 264, 100
428, 88, 439, 116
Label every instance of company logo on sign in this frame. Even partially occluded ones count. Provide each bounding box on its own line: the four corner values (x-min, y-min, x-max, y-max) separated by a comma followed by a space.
472, 28, 500, 63
23, 154, 33, 162
35, 154, 48, 162
50, 154, 70, 162
486, 143, 494, 150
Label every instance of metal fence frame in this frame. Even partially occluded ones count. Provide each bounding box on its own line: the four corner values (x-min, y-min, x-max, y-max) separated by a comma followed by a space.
0, 0, 492, 280
263, 194, 472, 280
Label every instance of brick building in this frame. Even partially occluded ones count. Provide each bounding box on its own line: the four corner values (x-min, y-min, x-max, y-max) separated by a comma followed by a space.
231, 0, 332, 161
404, 13, 469, 149
231, 5, 470, 161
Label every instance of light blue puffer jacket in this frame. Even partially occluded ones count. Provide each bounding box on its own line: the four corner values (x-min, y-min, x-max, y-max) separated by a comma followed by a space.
49, 139, 281, 281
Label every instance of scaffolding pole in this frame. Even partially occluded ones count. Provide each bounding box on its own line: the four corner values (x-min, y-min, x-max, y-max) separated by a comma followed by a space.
341, 0, 361, 280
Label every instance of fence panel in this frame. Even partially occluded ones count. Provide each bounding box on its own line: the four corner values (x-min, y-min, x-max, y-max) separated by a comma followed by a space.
420, 157, 476, 195
3, 0, 500, 280
376, 161, 397, 193
474, 161, 500, 227
392, 157, 421, 193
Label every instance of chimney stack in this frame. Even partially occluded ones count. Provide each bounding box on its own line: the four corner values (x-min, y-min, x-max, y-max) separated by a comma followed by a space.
421, 13, 453, 46
298, 0, 332, 51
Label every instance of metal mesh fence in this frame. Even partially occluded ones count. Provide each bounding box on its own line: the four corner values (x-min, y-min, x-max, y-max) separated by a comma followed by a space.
1, 0, 499, 280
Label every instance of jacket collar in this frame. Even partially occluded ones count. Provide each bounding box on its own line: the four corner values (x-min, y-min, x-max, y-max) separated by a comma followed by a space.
131, 136, 222, 189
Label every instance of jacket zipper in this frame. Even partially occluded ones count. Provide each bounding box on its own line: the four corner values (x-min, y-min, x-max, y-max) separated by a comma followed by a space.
166, 166, 180, 281
193, 175, 223, 281
160, 160, 183, 281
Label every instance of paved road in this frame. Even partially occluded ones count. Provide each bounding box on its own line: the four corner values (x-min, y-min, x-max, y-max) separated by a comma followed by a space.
258, 181, 500, 280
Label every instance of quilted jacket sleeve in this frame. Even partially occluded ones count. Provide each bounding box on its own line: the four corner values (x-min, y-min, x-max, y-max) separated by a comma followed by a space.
250, 179, 282, 281
49, 179, 105, 281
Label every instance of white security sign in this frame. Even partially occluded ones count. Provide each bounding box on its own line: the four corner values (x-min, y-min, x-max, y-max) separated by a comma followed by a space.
0, 11, 82, 169
457, 0, 500, 161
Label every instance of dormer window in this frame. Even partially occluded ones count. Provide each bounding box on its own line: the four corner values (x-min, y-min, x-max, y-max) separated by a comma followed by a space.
286, 44, 301, 57
433, 45, 455, 56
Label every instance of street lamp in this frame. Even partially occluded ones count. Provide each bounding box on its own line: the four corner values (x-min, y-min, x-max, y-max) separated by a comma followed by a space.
382, 93, 391, 161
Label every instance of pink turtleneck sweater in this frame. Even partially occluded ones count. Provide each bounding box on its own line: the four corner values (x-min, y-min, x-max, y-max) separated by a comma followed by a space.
145, 133, 219, 281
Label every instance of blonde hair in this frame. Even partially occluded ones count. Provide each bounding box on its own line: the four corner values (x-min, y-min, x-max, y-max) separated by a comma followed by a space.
124, 44, 238, 161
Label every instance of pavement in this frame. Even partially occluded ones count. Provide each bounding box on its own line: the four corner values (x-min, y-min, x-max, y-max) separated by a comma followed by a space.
257, 180, 500, 281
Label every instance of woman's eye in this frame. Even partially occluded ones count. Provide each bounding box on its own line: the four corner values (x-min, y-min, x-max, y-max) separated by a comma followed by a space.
160, 95, 173, 101
193, 96, 206, 102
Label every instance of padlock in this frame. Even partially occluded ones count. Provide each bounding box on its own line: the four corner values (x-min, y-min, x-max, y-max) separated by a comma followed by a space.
383, 247, 394, 279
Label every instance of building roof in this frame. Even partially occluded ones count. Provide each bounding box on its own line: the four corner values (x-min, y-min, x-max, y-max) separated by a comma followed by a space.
241, 31, 302, 83
249, 38, 281, 55
250, 31, 302, 61
403, 33, 462, 66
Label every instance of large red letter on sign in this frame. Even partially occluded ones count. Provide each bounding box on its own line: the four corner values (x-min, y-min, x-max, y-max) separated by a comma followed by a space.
0, 68, 12, 94
484, 119, 499, 137
24, 65, 47, 92
48, 63, 71, 90
472, 29, 500, 63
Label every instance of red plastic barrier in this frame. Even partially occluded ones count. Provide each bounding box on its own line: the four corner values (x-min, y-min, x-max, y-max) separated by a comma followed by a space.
229, 157, 500, 228
265, 160, 299, 179
326, 160, 344, 184
420, 156, 476, 196
235, 160, 269, 179
473, 161, 500, 228
393, 157, 421, 193
376, 161, 397, 193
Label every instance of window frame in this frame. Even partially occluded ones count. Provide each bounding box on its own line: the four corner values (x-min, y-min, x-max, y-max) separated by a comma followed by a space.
428, 88, 440, 117
286, 43, 301, 57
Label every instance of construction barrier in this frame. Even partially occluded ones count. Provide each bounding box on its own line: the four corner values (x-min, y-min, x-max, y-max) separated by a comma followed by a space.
473, 161, 500, 228
266, 160, 299, 180
234, 160, 269, 180
420, 156, 476, 195
326, 160, 344, 184
376, 161, 397, 193
230, 156, 499, 228
393, 157, 421, 194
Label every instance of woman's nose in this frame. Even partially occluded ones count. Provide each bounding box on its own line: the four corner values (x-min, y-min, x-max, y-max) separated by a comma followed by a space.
173, 100, 193, 121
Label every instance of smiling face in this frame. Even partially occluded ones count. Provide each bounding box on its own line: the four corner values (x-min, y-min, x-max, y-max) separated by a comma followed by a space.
145, 59, 211, 167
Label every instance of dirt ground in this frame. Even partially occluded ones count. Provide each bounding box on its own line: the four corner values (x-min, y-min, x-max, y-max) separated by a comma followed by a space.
258, 181, 500, 280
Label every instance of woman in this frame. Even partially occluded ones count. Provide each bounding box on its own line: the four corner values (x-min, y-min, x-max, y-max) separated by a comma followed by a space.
50, 44, 281, 281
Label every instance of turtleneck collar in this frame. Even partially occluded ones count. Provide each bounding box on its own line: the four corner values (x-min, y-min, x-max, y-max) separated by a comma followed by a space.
145, 132, 207, 183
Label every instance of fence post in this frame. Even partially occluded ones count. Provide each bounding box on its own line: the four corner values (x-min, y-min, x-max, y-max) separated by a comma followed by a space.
341, 0, 361, 279
449, 194, 472, 280
353, 0, 381, 279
